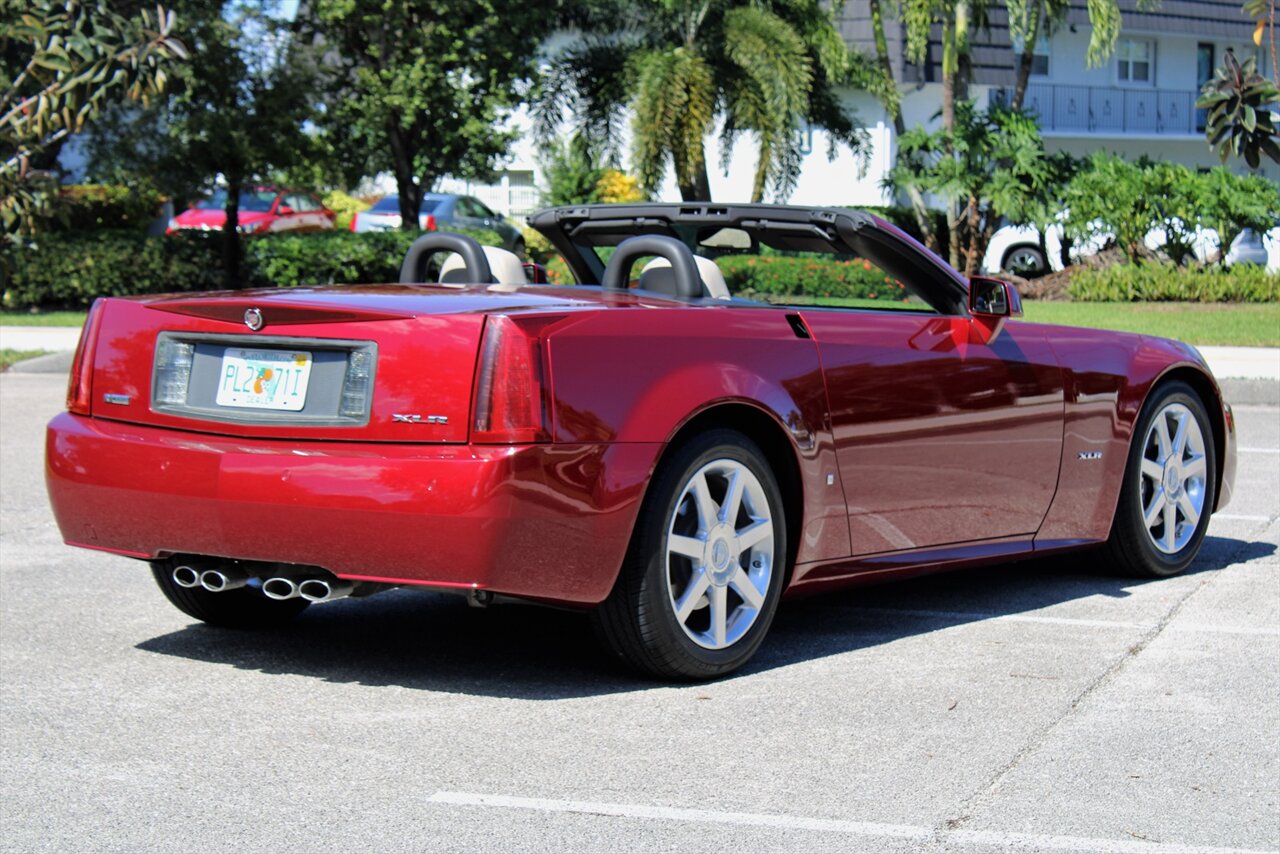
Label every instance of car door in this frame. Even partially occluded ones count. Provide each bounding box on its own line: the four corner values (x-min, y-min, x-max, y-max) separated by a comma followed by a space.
801, 305, 1065, 556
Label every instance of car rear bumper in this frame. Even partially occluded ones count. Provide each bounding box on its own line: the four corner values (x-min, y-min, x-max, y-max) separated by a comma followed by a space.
46, 413, 660, 605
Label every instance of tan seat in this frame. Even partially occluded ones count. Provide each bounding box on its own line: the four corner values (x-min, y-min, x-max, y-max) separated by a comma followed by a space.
638, 255, 730, 300
439, 245, 527, 286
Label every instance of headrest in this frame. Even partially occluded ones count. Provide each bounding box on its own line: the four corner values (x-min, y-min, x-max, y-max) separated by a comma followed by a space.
439, 245, 528, 285
638, 255, 730, 300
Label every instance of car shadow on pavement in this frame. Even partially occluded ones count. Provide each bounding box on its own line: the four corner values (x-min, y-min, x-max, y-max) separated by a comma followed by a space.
135, 535, 1275, 698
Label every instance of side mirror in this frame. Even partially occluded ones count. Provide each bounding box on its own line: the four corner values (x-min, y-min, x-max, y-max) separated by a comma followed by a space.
967, 277, 1023, 344
968, 276, 1023, 318
277, 205, 295, 216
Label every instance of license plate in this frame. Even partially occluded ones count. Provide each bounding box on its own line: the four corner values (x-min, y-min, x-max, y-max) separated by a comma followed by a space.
216, 348, 312, 411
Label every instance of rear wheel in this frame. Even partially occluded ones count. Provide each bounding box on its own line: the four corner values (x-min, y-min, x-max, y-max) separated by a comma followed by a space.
594, 430, 787, 680
1003, 245, 1047, 277
1103, 381, 1216, 578
150, 560, 310, 628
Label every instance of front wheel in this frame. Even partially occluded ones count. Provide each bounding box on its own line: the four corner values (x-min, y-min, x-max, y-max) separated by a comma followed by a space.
593, 430, 787, 680
1103, 381, 1216, 578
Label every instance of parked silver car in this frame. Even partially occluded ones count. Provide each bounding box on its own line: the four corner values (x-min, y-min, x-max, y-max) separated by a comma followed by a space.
350, 192, 525, 256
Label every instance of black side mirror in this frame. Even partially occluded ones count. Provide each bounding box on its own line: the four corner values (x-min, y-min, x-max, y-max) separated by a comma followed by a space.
968, 277, 1023, 318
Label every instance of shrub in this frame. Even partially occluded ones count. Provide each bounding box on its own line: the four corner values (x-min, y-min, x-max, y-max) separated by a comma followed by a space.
2, 227, 508, 309
321, 190, 371, 231
717, 255, 908, 301
1068, 262, 1278, 303
51, 184, 165, 232
3, 231, 222, 309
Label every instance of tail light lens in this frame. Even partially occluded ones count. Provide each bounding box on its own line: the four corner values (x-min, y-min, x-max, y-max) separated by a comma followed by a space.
66, 299, 107, 415
472, 315, 555, 444
349, 212, 358, 232
423, 214, 437, 231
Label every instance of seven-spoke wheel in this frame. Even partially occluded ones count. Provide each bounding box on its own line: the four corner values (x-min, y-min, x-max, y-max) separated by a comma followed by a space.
594, 429, 787, 680
1105, 381, 1216, 578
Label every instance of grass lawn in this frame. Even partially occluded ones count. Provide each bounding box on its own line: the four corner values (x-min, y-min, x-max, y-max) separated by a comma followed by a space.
3, 300, 1277, 346
762, 296, 1280, 347
0, 349, 50, 371
1, 310, 88, 327
1020, 301, 1280, 347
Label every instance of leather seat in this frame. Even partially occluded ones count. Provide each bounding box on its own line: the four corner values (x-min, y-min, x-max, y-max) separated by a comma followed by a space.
439, 245, 527, 285
637, 255, 730, 300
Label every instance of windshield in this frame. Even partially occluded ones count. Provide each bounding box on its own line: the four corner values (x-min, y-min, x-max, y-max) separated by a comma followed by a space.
196, 190, 277, 213
368, 196, 442, 214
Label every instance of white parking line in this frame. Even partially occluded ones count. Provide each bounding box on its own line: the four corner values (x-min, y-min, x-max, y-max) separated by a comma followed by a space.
427, 791, 1275, 854
849, 608, 1280, 636
1213, 513, 1273, 522
1238, 447, 1280, 454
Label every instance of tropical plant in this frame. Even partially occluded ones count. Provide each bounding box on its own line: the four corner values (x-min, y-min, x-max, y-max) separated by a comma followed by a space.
536, 0, 871, 203
0, 1, 186, 237
540, 136, 608, 206
1191, 167, 1280, 265
1197, 51, 1280, 167
1244, 0, 1277, 83
886, 101, 1051, 276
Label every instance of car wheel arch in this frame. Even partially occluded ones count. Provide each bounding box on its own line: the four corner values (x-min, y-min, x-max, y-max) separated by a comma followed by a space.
651, 401, 805, 587
1141, 365, 1229, 513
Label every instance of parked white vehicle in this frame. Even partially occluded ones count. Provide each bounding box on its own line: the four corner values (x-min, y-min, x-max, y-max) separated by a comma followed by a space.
982, 222, 1276, 277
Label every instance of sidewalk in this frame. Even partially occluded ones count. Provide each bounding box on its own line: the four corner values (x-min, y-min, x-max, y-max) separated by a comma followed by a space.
4, 325, 1278, 402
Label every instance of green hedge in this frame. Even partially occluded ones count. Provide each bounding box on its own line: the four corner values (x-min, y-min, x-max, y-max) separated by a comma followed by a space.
1068, 263, 1278, 303
718, 255, 909, 301
53, 184, 165, 231
2, 227, 505, 309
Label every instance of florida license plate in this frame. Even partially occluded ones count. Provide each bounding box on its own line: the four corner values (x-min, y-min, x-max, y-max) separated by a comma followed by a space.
215, 348, 312, 411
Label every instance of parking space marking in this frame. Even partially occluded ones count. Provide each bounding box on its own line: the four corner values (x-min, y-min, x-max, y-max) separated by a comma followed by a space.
1213, 513, 1273, 521
849, 608, 1280, 636
1238, 447, 1280, 454
427, 791, 1275, 854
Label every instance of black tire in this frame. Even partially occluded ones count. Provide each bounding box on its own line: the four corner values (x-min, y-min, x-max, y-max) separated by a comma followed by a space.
593, 429, 788, 680
1103, 381, 1217, 578
150, 560, 310, 628
1002, 244, 1048, 278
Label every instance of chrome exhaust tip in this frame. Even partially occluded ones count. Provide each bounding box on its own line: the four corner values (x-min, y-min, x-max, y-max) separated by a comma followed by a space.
298, 578, 355, 603
262, 577, 300, 600
199, 567, 249, 592
172, 565, 201, 588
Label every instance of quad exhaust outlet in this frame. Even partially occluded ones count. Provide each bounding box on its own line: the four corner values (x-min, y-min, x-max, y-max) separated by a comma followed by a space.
168, 559, 375, 605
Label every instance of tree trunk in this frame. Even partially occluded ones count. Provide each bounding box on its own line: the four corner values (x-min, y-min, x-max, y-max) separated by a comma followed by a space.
387, 123, 421, 230
678, 146, 712, 201
1011, 1, 1042, 110
221, 174, 242, 291
941, 16, 957, 134
869, 0, 937, 251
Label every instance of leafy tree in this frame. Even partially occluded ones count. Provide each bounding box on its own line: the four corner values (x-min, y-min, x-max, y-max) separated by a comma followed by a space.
540, 136, 608, 206
308, 1, 554, 229
1197, 50, 1280, 168
1192, 166, 1280, 266
536, 0, 872, 203
1, 0, 186, 237
886, 101, 1050, 275
1244, 0, 1277, 83
1062, 153, 1155, 264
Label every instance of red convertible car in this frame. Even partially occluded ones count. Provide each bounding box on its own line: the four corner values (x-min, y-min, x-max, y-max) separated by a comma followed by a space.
46, 204, 1237, 679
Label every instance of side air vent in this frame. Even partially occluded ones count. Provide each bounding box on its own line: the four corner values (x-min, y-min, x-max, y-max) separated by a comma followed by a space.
786, 314, 811, 339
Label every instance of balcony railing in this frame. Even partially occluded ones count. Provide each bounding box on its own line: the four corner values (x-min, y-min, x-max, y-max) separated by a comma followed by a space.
989, 83, 1202, 135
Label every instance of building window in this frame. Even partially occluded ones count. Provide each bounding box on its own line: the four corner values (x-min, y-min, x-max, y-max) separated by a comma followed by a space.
1117, 38, 1154, 84
1013, 34, 1051, 77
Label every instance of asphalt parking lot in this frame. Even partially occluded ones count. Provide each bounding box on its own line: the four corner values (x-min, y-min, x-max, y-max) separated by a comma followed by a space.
1, 372, 1277, 853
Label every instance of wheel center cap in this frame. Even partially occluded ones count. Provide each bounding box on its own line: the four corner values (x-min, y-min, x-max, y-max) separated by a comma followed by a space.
1164, 464, 1182, 497
711, 538, 731, 570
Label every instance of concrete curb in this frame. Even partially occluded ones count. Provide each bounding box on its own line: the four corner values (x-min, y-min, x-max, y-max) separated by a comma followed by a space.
1218, 378, 1280, 407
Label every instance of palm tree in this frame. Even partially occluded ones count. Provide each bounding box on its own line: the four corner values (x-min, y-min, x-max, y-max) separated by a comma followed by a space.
537, 0, 870, 202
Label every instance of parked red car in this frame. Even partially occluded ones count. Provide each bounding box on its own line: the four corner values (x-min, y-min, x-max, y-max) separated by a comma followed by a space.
167, 186, 334, 235
47, 204, 1236, 679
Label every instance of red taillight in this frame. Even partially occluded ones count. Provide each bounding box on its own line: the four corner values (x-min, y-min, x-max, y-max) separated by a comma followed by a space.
472, 315, 554, 444
349, 212, 358, 232
424, 214, 437, 231
66, 299, 106, 415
